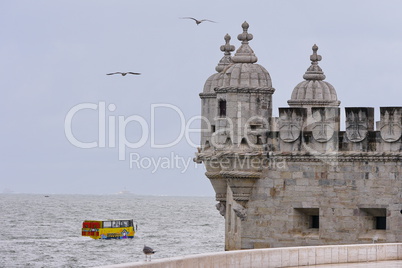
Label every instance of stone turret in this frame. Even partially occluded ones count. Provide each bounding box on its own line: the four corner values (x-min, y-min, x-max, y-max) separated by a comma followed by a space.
213, 21, 274, 148
200, 33, 235, 151
197, 22, 275, 250
288, 44, 340, 108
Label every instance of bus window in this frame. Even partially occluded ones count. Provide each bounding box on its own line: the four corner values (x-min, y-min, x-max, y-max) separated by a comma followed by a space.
112, 221, 120, 228
103, 221, 112, 228
121, 220, 131, 227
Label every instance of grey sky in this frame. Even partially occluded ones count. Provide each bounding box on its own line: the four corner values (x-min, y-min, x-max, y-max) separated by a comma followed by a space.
1, 0, 401, 195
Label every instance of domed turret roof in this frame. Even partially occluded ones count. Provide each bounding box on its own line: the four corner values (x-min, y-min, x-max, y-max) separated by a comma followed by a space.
215, 22, 273, 90
288, 44, 340, 107
201, 34, 235, 96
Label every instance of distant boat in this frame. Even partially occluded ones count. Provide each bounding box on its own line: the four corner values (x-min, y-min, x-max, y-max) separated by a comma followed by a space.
117, 190, 132, 195
44, 195, 50, 197
82, 219, 137, 239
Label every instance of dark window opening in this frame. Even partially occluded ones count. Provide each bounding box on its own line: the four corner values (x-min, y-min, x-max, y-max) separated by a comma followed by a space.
310, 215, 320, 229
338, 135, 344, 150
204, 141, 211, 150
250, 123, 262, 131
225, 137, 232, 146
256, 135, 262, 145
294, 208, 319, 231
211, 125, 215, 133
303, 132, 312, 143
375, 217, 386, 230
360, 208, 387, 230
219, 100, 226, 117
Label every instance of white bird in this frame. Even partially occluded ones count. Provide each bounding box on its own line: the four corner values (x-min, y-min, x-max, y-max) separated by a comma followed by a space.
143, 245, 156, 261
106, 72, 141, 76
179, 17, 217, 25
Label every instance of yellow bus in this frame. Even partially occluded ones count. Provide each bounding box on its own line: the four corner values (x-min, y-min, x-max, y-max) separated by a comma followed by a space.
82, 219, 137, 239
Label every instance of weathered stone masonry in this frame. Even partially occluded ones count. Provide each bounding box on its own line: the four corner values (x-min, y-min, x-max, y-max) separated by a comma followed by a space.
195, 22, 402, 250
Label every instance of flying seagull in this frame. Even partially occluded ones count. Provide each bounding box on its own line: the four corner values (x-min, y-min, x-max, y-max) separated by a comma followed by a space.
179, 17, 217, 25
143, 245, 156, 261
106, 72, 141, 76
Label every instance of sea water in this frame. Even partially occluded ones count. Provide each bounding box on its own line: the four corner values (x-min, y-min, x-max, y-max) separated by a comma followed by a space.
0, 194, 224, 268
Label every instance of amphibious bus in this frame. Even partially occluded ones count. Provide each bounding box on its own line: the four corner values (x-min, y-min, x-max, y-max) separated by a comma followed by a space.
82, 219, 137, 239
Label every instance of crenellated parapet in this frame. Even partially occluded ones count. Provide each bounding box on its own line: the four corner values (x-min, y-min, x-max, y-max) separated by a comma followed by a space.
273, 106, 402, 155
378, 107, 402, 151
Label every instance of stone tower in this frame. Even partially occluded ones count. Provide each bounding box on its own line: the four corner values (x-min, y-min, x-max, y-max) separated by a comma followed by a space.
195, 22, 402, 250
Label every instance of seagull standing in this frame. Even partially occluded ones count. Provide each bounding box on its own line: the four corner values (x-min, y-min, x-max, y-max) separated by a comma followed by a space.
106, 72, 141, 76
179, 17, 217, 25
143, 245, 156, 261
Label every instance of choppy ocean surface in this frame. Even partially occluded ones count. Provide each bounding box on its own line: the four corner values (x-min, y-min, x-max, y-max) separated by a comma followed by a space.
0, 194, 224, 268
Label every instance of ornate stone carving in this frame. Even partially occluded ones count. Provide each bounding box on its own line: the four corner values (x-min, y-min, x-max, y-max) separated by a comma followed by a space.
221, 171, 262, 179
205, 172, 227, 202
279, 108, 306, 142
216, 201, 226, 217
311, 107, 339, 142
233, 202, 247, 221
380, 107, 402, 142
345, 108, 374, 142
215, 87, 275, 94
269, 151, 402, 162
199, 92, 217, 98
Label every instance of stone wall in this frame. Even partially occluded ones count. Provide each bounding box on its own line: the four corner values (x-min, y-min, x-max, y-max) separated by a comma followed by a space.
97, 243, 402, 268
243, 155, 402, 249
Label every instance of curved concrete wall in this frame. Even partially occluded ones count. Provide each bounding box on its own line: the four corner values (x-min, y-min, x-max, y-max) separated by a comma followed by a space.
97, 243, 402, 268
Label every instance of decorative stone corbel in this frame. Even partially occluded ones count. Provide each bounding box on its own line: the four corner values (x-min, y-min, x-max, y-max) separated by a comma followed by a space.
233, 202, 247, 221
216, 201, 226, 217
222, 171, 261, 204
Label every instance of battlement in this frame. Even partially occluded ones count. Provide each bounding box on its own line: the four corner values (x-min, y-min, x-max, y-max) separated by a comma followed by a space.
272, 106, 402, 154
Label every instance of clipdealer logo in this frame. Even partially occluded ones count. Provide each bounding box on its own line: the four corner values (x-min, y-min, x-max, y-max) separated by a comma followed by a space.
64, 101, 287, 172
64, 102, 202, 162
129, 152, 197, 174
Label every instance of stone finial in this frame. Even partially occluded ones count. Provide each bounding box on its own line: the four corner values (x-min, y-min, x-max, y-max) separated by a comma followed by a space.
238, 21, 253, 44
310, 44, 322, 62
303, 44, 326, 81
221, 34, 235, 53
216, 34, 235, 72
232, 21, 258, 63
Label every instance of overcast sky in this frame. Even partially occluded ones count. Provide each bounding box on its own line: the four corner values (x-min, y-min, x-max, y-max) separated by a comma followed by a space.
1, 0, 401, 195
